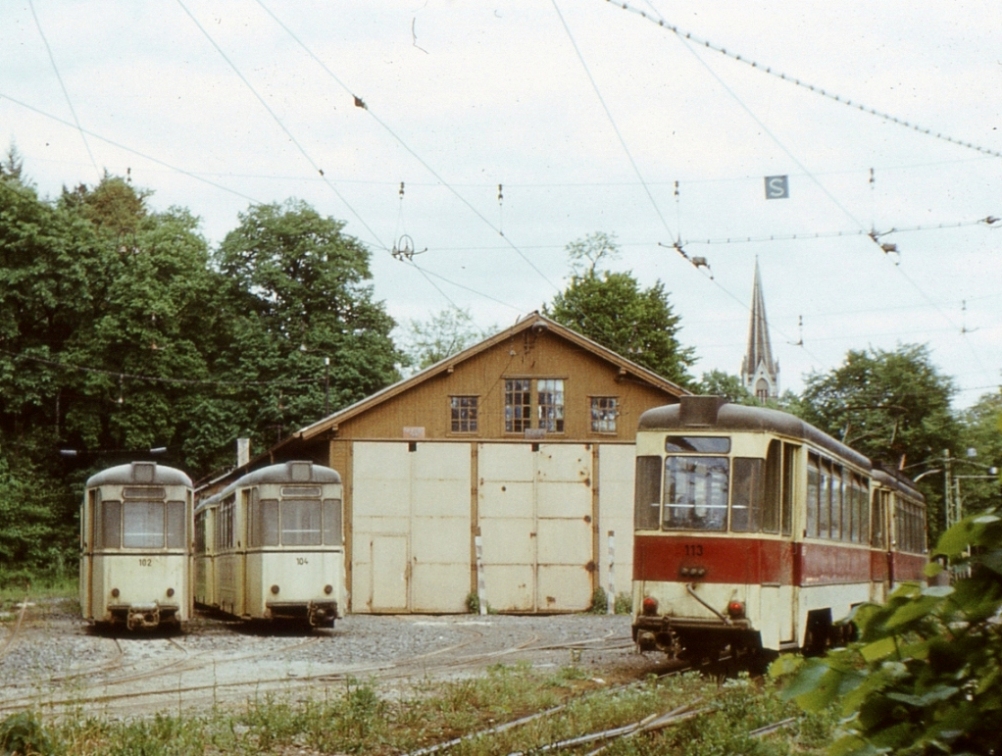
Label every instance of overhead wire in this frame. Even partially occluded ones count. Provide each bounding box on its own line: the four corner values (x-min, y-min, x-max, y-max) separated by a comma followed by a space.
550, 0, 676, 242
635, 3, 994, 383
27, 0, 100, 181
607, 0, 1002, 161
173, 0, 388, 251
0, 92, 264, 205
252, 0, 560, 293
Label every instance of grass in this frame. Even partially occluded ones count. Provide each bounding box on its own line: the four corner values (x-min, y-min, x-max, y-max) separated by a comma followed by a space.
1, 664, 837, 755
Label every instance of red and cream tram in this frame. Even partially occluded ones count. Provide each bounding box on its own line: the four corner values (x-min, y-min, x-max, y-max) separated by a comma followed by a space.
631, 396, 927, 661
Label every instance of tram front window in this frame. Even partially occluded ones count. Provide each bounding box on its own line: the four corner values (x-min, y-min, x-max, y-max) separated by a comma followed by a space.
122, 501, 165, 548
663, 456, 728, 531
281, 499, 322, 546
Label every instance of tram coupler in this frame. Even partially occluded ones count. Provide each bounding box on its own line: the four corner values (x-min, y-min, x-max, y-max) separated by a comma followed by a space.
308, 601, 338, 628
127, 604, 161, 631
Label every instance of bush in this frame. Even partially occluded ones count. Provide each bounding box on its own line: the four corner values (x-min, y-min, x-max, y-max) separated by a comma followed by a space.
774, 507, 1002, 755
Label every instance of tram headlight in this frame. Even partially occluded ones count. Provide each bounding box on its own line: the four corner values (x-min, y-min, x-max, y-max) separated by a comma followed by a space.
324, 584, 333, 595
641, 596, 659, 616
726, 600, 745, 619
111, 588, 120, 598
271, 584, 280, 595
166, 587, 175, 598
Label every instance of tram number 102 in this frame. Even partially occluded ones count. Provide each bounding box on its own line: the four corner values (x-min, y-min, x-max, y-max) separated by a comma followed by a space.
684, 544, 704, 557
138, 558, 153, 567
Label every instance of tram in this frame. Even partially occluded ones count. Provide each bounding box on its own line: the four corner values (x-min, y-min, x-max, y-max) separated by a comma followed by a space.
79, 462, 194, 631
631, 396, 927, 661
194, 460, 346, 628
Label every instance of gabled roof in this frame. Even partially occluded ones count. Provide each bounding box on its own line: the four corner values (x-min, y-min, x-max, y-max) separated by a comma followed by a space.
197, 312, 688, 490
295, 311, 687, 442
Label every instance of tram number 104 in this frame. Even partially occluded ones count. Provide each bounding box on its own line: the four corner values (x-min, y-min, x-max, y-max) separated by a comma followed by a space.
684, 544, 704, 557
296, 557, 309, 565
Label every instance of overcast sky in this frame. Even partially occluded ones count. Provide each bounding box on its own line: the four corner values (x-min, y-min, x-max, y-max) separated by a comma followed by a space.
2, 1, 1000, 408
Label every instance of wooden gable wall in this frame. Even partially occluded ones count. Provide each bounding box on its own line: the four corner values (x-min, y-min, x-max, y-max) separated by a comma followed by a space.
329, 327, 679, 442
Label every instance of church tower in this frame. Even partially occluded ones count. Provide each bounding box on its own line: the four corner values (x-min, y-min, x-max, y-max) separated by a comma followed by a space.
740, 260, 780, 402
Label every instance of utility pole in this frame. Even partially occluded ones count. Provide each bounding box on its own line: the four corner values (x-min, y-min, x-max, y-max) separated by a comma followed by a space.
324, 356, 330, 416
943, 449, 953, 530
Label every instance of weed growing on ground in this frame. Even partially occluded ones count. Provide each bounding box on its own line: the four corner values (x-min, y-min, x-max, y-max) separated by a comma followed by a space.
3, 663, 837, 755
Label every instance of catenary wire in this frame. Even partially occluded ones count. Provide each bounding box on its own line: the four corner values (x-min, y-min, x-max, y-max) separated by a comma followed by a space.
0, 93, 264, 205
252, 0, 560, 293
173, 0, 388, 251
551, 0, 676, 242
607, 0, 1002, 161
660, 23, 995, 383
27, 0, 100, 180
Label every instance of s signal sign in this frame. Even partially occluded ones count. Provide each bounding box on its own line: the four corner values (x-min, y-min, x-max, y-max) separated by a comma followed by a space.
765, 175, 789, 199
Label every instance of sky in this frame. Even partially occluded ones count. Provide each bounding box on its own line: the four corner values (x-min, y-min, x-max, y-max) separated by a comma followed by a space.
2, 0, 1000, 409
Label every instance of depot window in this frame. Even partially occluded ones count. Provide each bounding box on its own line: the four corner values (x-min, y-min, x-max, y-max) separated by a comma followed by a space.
450, 396, 478, 433
590, 396, 618, 433
504, 378, 565, 434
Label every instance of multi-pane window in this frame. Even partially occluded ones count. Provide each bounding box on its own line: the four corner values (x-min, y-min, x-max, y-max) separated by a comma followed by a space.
450, 396, 478, 433
537, 379, 564, 432
590, 396, 618, 433
505, 379, 532, 432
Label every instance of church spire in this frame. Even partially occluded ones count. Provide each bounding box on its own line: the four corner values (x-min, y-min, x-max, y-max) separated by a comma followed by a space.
740, 259, 779, 402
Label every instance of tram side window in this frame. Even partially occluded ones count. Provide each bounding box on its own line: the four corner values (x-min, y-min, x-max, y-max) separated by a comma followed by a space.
261, 500, 279, 546
781, 443, 796, 536
167, 501, 185, 549
216, 498, 235, 550
819, 460, 831, 538
282, 499, 322, 546
101, 499, 122, 549
731, 458, 764, 532
871, 490, 887, 548
663, 456, 728, 532
633, 456, 662, 531
831, 466, 844, 541
323, 499, 343, 545
858, 477, 870, 544
194, 512, 205, 553
762, 440, 782, 534
806, 454, 820, 537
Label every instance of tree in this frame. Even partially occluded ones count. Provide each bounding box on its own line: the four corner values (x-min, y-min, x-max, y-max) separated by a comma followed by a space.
213, 201, 403, 443
797, 344, 958, 470
401, 306, 494, 372
955, 391, 1002, 516
774, 505, 1002, 756
795, 344, 960, 539
545, 234, 697, 386
694, 369, 755, 404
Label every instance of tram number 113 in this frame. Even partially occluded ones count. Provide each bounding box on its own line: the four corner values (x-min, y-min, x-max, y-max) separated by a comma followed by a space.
684, 544, 703, 557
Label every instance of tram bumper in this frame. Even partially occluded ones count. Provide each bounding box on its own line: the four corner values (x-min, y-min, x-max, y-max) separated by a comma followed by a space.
633, 615, 760, 659
266, 601, 339, 627
117, 603, 178, 631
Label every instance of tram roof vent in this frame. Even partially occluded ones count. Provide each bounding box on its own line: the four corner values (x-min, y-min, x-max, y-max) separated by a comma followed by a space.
132, 461, 156, 483
289, 461, 313, 482
679, 395, 728, 427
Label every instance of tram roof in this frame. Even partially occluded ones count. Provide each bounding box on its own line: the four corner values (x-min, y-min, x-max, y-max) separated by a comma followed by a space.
638, 397, 870, 469
86, 462, 192, 488
871, 465, 925, 501
196, 461, 341, 510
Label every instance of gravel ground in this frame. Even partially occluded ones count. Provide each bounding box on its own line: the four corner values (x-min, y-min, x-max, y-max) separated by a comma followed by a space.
0, 598, 663, 719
